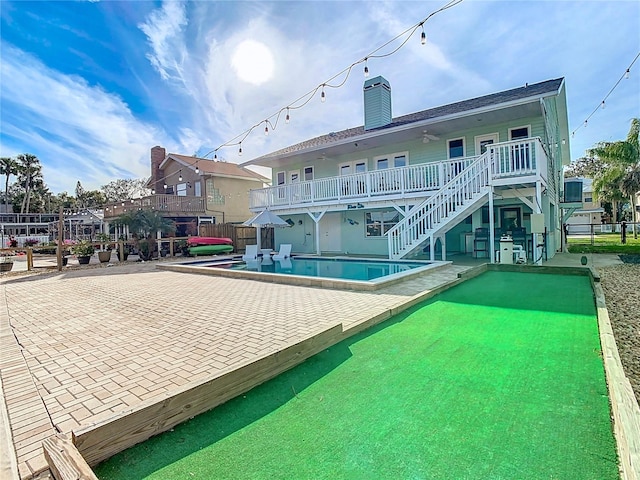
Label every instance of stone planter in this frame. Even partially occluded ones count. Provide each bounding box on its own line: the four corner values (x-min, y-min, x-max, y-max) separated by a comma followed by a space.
77, 255, 91, 265
98, 251, 112, 263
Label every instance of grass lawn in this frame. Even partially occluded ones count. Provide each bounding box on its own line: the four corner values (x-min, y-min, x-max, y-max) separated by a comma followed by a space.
568, 232, 640, 254
95, 271, 619, 480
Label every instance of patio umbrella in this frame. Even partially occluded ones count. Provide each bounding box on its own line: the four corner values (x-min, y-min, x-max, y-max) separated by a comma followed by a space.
242, 209, 291, 250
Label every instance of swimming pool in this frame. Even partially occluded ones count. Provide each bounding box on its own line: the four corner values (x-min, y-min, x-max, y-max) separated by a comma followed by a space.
158, 256, 446, 290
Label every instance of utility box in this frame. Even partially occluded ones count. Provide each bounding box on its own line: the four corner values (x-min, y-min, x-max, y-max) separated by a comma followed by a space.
500, 235, 514, 264
531, 213, 545, 234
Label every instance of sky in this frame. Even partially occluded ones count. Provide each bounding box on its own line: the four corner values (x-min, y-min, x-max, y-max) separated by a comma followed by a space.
1, 0, 639, 195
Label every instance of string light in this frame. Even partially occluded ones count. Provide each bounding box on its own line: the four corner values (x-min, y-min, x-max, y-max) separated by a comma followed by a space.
206, 0, 463, 159
364, 58, 369, 77
571, 51, 639, 137
421, 24, 427, 45
264, 122, 269, 136
178, 170, 183, 181
195, 163, 199, 174
239, 143, 243, 156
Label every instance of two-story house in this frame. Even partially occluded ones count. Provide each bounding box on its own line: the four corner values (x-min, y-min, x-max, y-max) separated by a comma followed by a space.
241, 76, 570, 263
103, 146, 269, 237
564, 178, 606, 234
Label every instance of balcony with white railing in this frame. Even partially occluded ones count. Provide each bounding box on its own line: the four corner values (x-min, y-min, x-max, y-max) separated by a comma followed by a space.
249, 137, 549, 211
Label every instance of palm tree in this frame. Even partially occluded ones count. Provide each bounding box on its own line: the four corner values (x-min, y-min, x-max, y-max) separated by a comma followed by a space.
16, 153, 43, 213
0, 157, 19, 213
114, 209, 176, 259
589, 118, 640, 237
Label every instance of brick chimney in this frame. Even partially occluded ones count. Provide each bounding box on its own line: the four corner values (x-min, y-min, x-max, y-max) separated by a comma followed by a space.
151, 146, 166, 193
363, 76, 392, 131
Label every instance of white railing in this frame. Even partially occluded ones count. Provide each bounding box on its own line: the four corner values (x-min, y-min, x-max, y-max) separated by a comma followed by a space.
387, 153, 491, 259
488, 137, 547, 181
249, 156, 478, 209
249, 138, 548, 211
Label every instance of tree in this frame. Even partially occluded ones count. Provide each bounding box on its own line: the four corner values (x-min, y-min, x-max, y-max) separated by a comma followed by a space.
101, 179, 150, 203
589, 118, 640, 237
564, 155, 605, 179
16, 153, 44, 213
114, 209, 175, 260
0, 156, 19, 213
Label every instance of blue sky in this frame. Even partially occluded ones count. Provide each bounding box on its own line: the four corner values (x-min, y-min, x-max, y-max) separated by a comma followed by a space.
1, 0, 639, 194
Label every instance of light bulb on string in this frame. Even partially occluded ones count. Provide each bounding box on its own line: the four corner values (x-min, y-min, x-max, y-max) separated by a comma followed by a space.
421, 25, 426, 45
239, 143, 243, 156
195, 162, 199, 174
321, 85, 326, 103
214, 152, 218, 161
601, 100, 605, 109
285, 108, 290, 124
164, 183, 168, 189
364, 58, 369, 77
264, 122, 269, 136
178, 170, 183, 181
584, 120, 588, 128
625, 68, 630, 79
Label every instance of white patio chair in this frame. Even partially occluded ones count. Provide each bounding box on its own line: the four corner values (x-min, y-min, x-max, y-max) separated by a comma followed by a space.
272, 244, 292, 260
242, 245, 258, 261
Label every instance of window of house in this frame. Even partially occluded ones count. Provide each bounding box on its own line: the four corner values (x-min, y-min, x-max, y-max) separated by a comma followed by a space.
339, 160, 368, 175
194, 181, 202, 197
375, 152, 407, 169
304, 166, 314, 181
584, 196, 592, 203
366, 210, 400, 237
176, 183, 187, 196
276, 171, 286, 186
448, 138, 465, 158
509, 126, 530, 140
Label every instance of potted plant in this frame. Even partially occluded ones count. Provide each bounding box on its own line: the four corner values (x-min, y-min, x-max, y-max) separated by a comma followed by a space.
96, 233, 112, 263
0, 254, 14, 272
72, 240, 95, 265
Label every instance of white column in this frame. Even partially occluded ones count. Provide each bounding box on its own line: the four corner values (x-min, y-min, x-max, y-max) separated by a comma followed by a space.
488, 191, 495, 263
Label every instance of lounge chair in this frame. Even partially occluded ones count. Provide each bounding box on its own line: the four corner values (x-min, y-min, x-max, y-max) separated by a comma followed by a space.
273, 244, 292, 260
242, 245, 258, 261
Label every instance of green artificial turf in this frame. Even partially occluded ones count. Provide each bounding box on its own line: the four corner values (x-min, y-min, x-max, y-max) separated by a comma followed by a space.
95, 271, 618, 480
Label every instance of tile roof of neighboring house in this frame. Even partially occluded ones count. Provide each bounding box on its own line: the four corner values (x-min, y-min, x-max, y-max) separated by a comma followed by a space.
165, 153, 269, 182
248, 78, 564, 163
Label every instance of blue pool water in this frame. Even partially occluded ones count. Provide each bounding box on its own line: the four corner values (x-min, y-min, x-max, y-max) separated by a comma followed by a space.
210, 257, 428, 281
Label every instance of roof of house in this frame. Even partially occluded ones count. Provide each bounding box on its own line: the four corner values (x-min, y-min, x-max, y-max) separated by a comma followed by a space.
244, 78, 564, 165
163, 153, 269, 182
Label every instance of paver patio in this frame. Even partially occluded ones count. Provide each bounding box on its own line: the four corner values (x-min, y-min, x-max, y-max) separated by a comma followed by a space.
0, 260, 470, 479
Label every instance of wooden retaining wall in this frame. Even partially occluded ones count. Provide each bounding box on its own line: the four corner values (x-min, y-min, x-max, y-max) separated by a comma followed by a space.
72, 324, 343, 466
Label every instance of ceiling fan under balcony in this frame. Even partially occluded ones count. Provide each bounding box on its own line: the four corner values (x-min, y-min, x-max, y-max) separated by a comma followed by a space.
422, 130, 440, 144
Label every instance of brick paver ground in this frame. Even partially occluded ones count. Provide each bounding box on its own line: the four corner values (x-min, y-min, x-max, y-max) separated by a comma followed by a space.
0, 260, 469, 479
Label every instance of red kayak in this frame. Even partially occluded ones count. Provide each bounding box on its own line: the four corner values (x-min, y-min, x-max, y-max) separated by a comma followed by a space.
187, 236, 233, 246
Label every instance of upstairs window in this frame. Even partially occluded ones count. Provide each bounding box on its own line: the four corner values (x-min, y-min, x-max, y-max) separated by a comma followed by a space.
448, 138, 465, 158
304, 166, 314, 181
375, 152, 407, 169
176, 183, 187, 196
509, 126, 530, 140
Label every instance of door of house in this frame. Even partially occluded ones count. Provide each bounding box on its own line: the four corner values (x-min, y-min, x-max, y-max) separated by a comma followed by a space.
475, 133, 499, 155
319, 213, 341, 252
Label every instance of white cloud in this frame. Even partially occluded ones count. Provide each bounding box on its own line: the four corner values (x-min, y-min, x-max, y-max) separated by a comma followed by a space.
0, 45, 172, 193
138, 0, 188, 84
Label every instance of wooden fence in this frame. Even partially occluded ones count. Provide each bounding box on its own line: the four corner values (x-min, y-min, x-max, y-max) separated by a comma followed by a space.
199, 224, 273, 252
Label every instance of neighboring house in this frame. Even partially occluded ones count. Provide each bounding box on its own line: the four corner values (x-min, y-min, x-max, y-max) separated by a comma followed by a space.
103, 146, 269, 236
564, 178, 606, 234
241, 76, 571, 262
